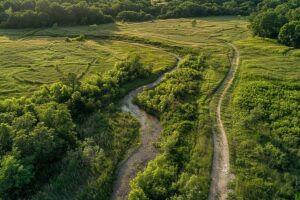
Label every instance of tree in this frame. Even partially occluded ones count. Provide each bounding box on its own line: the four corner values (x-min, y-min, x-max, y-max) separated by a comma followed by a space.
278, 21, 300, 47
12, 112, 37, 131
287, 7, 300, 21
250, 10, 286, 38
0, 155, 33, 199
0, 124, 12, 155
36, 102, 76, 146
21, 0, 35, 11
61, 73, 79, 91
35, 0, 50, 14
37, 12, 50, 27
116, 11, 153, 22
49, 2, 70, 25
13, 123, 60, 165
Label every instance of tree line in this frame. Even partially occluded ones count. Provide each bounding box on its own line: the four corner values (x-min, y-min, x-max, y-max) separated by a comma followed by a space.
0, 0, 263, 28
0, 56, 151, 199
0, 0, 113, 28
250, 0, 300, 47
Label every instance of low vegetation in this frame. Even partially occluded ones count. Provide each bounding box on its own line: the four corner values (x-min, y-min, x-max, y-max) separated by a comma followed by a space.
223, 38, 300, 199
129, 54, 212, 200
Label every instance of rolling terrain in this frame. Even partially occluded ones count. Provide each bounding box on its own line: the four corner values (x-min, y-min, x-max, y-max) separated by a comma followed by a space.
0, 36, 176, 98
0, 16, 299, 199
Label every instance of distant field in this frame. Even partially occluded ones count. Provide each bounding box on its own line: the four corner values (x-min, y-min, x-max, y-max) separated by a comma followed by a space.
0, 17, 249, 99
0, 17, 250, 49
37, 17, 249, 96
0, 36, 176, 98
31, 16, 249, 46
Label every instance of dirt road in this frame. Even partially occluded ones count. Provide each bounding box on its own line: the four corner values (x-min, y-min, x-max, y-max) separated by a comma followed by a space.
208, 43, 239, 200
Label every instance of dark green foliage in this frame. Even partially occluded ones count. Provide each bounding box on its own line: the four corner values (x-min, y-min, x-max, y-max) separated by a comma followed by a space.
129, 54, 211, 200
109, 56, 150, 84
0, 124, 12, 155
0, 155, 34, 199
250, 0, 300, 47
230, 81, 300, 199
250, 10, 286, 38
117, 11, 153, 22
0, 56, 149, 199
32, 112, 140, 200
0, 0, 265, 28
278, 21, 300, 47
0, 1, 114, 28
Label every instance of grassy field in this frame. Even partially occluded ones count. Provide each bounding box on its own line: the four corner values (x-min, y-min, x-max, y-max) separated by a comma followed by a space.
25, 16, 249, 46
0, 36, 176, 98
37, 17, 249, 94
0, 17, 249, 100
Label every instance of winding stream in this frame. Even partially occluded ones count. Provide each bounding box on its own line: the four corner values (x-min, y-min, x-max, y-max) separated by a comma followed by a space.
111, 42, 239, 200
111, 53, 182, 200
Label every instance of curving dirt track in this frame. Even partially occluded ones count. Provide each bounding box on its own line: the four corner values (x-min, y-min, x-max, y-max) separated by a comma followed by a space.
208, 43, 239, 200
110, 52, 182, 200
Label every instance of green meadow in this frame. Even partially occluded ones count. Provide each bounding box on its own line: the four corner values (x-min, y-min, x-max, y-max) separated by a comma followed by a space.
0, 36, 176, 98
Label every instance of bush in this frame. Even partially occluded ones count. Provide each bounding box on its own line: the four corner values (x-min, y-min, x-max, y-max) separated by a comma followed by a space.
128, 54, 210, 200
75, 34, 85, 41
278, 21, 300, 48
250, 10, 287, 38
88, 24, 98, 31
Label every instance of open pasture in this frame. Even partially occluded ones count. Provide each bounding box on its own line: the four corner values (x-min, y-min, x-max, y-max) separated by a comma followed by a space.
0, 36, 176, 98
33, 16, 249, 46
0, 17, 250, 99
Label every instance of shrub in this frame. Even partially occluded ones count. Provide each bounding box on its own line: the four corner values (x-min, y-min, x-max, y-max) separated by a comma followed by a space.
250, 10, 287, 38
278, 21, 300, 48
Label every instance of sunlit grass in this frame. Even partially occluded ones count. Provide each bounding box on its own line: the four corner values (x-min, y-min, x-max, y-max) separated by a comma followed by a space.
0, 36, 176, 98
235, 38, 300, 82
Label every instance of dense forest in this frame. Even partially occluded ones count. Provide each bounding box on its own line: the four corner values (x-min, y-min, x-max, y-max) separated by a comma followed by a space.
0, 56, 153, 199
0, 0, 261, 28
250, 0, 300, 47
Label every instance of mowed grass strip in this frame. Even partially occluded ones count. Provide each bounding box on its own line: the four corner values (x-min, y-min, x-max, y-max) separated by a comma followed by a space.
236, 38, 300, 82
